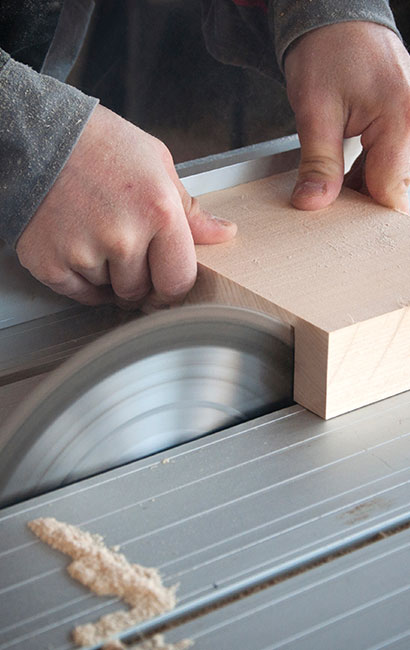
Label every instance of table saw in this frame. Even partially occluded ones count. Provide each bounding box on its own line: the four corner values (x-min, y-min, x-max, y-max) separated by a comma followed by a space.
0, 135, 409, 650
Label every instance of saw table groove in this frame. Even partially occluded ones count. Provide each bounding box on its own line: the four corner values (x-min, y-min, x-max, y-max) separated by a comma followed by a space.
1, 391, 410, 648
186, 170, 410, 418
163, 526, 410, 650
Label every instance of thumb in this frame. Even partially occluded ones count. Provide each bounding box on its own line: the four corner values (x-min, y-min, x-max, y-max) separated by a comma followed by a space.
168, 164, 237, 243
291, 116, 345, 211
187, 199, 238, 244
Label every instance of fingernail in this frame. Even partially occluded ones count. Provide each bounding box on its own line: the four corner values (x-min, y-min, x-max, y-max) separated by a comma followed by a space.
209, 213, 235, 227
292, 180, 327, 199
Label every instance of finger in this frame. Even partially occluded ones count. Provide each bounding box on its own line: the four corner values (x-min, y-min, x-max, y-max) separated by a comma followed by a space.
140, 290, 176, 314
70, 256, 110, 286
166, 164, 237, 243
44, 270, 115, 305
69, 247, 149, 307
148, 197, 197, 304
108, 244, 152, 302
291, 108, 345, 210
186, 200, 238, 244
362, 120, 410, 214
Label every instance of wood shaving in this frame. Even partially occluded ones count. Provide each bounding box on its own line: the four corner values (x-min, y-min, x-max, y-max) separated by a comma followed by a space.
27, 518, 190, 648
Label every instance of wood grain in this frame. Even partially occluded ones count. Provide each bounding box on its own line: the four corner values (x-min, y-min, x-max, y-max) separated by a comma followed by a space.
185, 170, 410, 418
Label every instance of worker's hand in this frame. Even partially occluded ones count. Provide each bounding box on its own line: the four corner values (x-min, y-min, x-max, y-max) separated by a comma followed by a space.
16, 105, 237, 307
284, 21, 410, 213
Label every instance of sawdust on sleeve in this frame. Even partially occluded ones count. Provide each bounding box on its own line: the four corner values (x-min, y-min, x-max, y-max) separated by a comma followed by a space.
27, 517, 191, 649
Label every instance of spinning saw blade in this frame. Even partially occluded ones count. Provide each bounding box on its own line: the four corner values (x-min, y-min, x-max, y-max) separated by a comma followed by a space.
0, 305, 294, 506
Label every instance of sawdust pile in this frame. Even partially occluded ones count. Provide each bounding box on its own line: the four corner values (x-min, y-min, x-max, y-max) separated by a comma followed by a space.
28, 518, 190, 648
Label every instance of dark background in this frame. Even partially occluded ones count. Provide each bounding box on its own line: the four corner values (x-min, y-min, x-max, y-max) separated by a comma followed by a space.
70, 0, 410, 164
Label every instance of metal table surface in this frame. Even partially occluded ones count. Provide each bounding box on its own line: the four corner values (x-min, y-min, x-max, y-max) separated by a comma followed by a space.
164, 525, 410, 650
0, 389, 410, 649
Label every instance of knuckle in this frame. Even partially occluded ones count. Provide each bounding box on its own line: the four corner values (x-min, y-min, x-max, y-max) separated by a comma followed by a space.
150, 195, 179, 230
299, 154, 343, 179
296, 96, 332, 128
155, 138, 174, 164
296, 103, 319, 126
107, 236, 134, 260
68, 250, 96, 273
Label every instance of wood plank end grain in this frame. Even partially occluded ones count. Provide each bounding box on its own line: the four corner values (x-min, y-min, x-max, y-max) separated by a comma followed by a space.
186, 170, 410, 419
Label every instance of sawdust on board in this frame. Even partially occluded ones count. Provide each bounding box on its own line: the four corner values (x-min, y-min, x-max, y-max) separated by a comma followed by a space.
27, 518, 191, 649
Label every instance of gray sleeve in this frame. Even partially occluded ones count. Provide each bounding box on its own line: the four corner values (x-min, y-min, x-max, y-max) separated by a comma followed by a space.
271, 0, 401, 73
0, 49, 98, 248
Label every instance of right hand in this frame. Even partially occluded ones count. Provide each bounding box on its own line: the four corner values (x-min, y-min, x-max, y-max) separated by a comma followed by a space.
16, 104, 237, 308
284, 22, 410, 214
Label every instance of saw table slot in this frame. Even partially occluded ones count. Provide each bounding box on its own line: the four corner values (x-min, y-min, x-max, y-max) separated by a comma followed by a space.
159, 525, 410, 650
1, 390, 410, 648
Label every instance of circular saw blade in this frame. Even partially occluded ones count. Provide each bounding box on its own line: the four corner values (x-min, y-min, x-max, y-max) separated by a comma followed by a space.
0, 305, 293, 506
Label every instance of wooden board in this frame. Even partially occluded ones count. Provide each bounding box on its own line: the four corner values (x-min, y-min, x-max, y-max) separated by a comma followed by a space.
184, 170, 410, 419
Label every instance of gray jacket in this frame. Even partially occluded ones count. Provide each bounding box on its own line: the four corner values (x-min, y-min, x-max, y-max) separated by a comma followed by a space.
0, 0, 400, 247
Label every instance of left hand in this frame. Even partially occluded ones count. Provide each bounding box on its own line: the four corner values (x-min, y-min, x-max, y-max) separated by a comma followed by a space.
16, 106, 237, 309
284, 21, 410, 213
